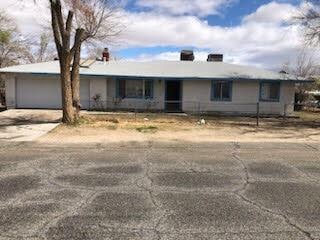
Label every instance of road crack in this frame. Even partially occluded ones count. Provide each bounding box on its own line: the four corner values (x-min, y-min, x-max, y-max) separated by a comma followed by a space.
232, 142, 315, 240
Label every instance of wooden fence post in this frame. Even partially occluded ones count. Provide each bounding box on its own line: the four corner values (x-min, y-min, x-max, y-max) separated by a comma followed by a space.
256, 102, 260, 127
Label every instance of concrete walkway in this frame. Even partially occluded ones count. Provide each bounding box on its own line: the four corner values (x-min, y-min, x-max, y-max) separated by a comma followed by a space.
0, 109, 61, 141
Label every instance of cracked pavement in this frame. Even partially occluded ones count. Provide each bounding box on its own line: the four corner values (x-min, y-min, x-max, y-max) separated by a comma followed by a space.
0, 141, 319, 240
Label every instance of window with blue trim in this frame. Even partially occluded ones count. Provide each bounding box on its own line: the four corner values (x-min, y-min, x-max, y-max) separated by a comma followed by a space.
117, 79, 154, 99
260, 82, 280, 102
211, 81, 232, 101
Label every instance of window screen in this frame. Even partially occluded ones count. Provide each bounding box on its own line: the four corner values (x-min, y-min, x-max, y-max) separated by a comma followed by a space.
117, 79, 153, 99
260, 82, 280, 101
211, 81, 232, 101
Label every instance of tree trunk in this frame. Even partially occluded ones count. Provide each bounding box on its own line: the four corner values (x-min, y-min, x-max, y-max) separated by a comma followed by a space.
60, 56, 75, 123
71, 29, 84, 121
71, 52, 81, 121
50, 0, 76, 124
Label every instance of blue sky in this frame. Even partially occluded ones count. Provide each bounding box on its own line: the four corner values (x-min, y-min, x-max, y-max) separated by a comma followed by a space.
0, 0, 313, 69
111, 0, 305, 69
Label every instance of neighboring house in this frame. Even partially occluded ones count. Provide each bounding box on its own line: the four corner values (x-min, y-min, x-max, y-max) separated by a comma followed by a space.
0, 51, 312, 115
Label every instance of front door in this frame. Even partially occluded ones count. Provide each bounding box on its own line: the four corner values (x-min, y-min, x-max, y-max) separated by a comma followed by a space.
165, 80, 182, 112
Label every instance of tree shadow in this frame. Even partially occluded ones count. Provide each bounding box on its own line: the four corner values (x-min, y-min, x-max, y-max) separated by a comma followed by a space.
0, 116, 61, 128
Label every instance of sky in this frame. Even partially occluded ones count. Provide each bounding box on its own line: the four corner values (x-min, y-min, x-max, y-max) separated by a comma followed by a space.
0, 0, 316, 70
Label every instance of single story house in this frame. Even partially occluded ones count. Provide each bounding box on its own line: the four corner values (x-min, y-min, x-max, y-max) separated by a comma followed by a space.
0, 51, 311, 115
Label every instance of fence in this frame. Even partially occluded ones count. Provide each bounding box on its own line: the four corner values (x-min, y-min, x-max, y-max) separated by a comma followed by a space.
86, 99, 293, 127
0, 88, 5, 106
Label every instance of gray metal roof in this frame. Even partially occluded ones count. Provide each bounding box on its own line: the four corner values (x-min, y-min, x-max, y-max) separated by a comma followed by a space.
0, 60, 309, 82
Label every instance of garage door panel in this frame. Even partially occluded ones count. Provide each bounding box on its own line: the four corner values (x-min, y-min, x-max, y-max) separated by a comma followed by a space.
16, 77, 90, 109
17, 78, 61, 109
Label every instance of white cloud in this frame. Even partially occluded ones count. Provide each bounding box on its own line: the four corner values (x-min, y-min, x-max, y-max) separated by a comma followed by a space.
120, 10, 301, 49
0, 0, 50, 37
242, 1, 298, 24
0, 0, 314, 69
135, 0, 236, 17
126, 51, 210, 62
118, 4, 304, 69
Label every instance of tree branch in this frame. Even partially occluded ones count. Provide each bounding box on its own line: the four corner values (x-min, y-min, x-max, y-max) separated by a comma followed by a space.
53, 0, 69, 49
66, 11, 74, 34
50, 0, 62, 55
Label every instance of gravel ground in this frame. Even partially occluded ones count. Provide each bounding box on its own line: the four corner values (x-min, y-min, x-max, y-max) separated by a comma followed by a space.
0, 141, 319, 240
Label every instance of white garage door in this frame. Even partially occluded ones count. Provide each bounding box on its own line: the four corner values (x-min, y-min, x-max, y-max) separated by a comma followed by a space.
16, 77, 90, 109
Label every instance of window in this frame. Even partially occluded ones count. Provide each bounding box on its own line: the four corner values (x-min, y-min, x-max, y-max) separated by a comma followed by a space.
117, 79, 153, 99
260, 82, 280, 102
211, 81, 232, 101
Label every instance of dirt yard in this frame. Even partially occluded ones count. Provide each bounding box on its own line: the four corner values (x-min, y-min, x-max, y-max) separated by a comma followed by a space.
38, 111, 320, 144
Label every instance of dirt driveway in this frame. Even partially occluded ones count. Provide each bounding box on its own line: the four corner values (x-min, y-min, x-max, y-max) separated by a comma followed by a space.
0, 109, 61, 141
0, 141, 319, 240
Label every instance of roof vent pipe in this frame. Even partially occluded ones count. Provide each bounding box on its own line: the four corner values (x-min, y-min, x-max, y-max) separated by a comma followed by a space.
207, 54, 223, 62
180, 50, 194, 61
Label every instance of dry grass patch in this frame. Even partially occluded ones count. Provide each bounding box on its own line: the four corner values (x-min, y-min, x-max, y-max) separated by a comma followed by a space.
39, 111, 320, 144
77, 113, 197, 132
74, 111, 320, 131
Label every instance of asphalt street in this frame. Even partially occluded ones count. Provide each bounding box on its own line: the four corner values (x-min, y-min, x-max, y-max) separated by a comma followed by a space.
0, 141, 319, 240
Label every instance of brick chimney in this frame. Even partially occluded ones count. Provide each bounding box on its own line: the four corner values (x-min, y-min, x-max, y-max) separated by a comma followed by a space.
207, 54, 223, 62
102, 48, 110, 62
180, 50, 194, 61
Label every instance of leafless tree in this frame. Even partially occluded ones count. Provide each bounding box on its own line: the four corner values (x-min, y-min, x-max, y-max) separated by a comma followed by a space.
295, 0, 320, 46
49, 0, 121, 123
293, 51, 318, 79
286, 50, 320, 103
0, 10, 32, 107
27, 32, 56, 63
0, 11, 30, 68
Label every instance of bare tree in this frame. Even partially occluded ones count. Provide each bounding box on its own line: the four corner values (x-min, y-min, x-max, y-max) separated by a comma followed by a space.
49, 0, 121, 123
295, 0, 320, 46
286, 50, 320, 103
293, 51, 318, 79
27, 32, 56, 63
0, 11, 32, 106
0, 11, 30, 68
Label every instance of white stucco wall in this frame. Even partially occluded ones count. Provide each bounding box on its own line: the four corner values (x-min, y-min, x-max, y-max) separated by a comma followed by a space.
182, 80, 295, 115
182, 80, 257, 114
88, 77, 107, 109
5, 74, 16, 109
5, 73, 296, 115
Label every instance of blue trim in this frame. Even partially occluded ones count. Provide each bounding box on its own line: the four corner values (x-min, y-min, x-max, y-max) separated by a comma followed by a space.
211, 80, 233, 102
259, 81, 280, 102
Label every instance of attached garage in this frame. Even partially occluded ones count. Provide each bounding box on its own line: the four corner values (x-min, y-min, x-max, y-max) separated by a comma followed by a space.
15, 75, 90, 109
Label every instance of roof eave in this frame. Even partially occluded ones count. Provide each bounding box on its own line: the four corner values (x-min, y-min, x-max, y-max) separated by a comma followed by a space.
1, 71, 314, 83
